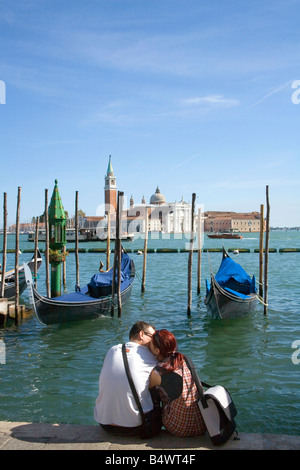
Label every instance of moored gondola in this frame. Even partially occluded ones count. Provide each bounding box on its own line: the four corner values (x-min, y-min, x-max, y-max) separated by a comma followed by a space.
24, 252, 135, 325
205, 248, 257, 319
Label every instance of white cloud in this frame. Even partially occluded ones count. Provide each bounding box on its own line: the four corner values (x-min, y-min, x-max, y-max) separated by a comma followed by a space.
180, 95, 240, 107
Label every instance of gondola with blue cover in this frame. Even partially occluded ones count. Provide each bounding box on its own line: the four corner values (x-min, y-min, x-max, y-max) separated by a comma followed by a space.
205, 248, 258, 319
24, 252, 135, 325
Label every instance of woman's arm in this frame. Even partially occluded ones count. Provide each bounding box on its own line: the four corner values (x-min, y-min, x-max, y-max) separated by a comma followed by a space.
149, 369, 161, 389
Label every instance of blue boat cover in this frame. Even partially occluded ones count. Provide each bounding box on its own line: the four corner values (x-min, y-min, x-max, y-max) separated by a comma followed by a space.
88, 253, 131, 288
52, 291, 96, 302
223, 287, 253, 299
212, 254, 256, 295
215, 255, 251, 284
52, 253, 132, 302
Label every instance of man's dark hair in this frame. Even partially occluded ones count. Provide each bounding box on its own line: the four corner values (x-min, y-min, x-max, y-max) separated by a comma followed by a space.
129, 321, 155, 340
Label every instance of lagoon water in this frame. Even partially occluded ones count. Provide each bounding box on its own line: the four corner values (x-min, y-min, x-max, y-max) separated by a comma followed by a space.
1, 231, 300, 436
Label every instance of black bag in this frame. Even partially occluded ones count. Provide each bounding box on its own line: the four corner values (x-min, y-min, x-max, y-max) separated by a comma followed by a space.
122, 344, 162, 439
184, 354, 238, 446
140, 388, 162, 439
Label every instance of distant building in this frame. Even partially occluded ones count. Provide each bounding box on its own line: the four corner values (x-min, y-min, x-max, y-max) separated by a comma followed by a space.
126, 187, 192, 234
204, 211, 264, 233
104, 155, 117, 214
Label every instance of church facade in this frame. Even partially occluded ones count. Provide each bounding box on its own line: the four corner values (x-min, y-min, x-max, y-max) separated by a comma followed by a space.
126, 189, 192, 234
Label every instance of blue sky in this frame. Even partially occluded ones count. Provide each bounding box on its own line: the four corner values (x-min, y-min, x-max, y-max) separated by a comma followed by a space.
1, 0, 300, 227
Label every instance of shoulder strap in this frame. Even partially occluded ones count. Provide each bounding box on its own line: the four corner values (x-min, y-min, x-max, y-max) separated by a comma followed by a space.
122, 343, 145, 420
184, 354, 210, 408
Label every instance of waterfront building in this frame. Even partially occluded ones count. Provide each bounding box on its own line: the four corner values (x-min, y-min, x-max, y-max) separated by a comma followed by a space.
204, 211, 264, 233
126, 187, 192, 234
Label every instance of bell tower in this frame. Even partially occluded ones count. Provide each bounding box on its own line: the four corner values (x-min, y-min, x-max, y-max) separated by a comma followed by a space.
104, 155, 117, 214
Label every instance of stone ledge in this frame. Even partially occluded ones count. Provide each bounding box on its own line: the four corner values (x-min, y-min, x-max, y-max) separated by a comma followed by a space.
0, 421, 299, 451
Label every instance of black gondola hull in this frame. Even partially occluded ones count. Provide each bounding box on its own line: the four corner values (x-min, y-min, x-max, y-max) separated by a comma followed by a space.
25, 253, 135, 325
32, 281, 134, 325
205, 278, 257, 319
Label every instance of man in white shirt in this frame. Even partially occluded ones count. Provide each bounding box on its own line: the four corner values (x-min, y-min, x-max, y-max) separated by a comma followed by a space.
94, 321, 157, 436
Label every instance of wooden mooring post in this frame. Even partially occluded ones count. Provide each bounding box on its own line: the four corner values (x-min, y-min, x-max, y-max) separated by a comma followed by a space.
34, 216, 39, 289
63, 245, 67, 291
106, 211, 111, 271
117, 191, 123, 317
141, 208, 148, 293
259, 204, 264, 297
14, 187, 21, 324
45, 189, 50, 298
0, 192, 8, 299
75, 191, 79, 287
111, 191, 124, 317
197, 207, 202, 295
187, 193, 196, 317
264, 186, 270, 315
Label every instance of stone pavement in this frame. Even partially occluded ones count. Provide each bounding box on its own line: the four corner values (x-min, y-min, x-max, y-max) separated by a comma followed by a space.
0, 421, 299, 451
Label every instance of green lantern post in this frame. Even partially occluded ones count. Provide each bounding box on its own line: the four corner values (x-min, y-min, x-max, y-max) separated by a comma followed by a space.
48, 179, 67, 297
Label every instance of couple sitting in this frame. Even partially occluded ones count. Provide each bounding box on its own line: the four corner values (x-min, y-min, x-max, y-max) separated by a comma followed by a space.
94, 321, 206, 438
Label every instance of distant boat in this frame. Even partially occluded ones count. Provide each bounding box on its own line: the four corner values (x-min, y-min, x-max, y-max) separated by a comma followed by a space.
28, 229, 135, 243
1, 250, 42, 300
24, 252, 135, 325
205, 248, 257, 319
28, 229, 98, 243
207, 233, 242, 239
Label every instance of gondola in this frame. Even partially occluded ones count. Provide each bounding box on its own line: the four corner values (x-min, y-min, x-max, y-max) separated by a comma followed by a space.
205, 248, 257, 319
1, 250, 42, 300
24, 252, 135, 325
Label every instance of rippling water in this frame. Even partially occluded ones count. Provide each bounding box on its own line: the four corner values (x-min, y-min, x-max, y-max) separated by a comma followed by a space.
1, 232, 300, 436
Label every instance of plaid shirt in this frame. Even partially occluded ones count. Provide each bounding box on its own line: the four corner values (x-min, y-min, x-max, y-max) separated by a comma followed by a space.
158, 359, 206, 437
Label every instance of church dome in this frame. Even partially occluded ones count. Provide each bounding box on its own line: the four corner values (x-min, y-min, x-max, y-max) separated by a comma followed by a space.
150, 186, 166, 205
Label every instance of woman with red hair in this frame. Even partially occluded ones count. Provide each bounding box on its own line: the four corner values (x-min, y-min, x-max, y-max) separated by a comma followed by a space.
149, 329, 206, 437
